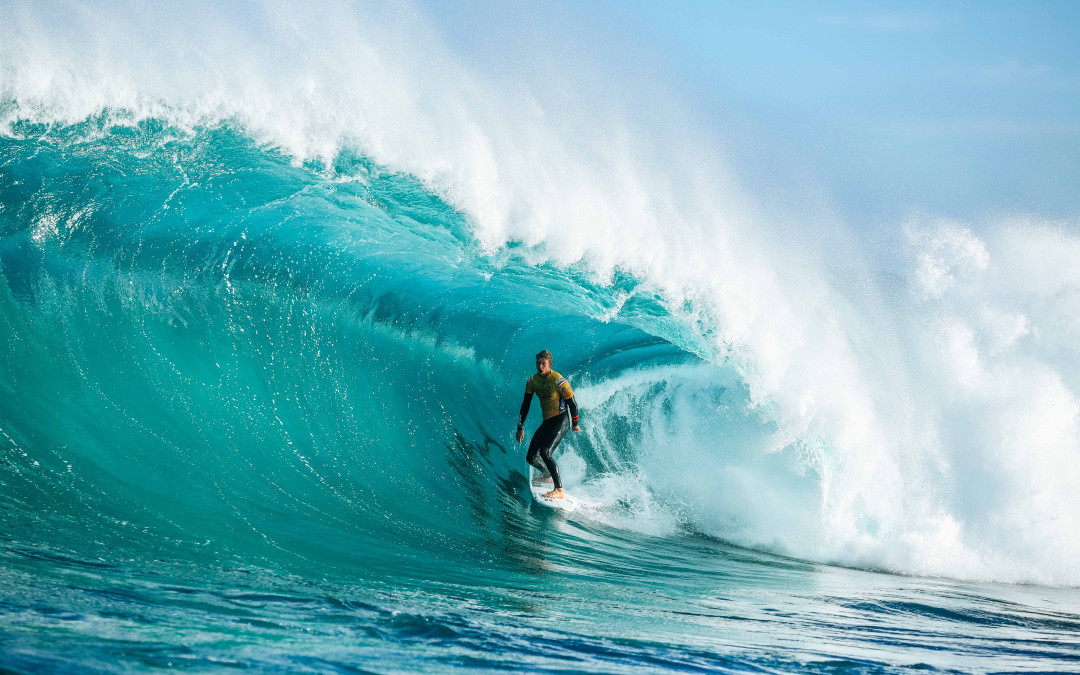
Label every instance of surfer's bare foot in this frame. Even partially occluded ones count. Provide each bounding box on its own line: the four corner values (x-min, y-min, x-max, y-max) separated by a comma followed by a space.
543, 488, 565, 499
533, 475, 554, 484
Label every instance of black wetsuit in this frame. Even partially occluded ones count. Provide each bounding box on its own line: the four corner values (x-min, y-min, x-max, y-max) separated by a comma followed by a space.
518, 371, 579, 490
525, 410, 571, 488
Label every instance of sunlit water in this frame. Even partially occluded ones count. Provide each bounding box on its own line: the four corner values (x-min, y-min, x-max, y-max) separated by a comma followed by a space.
4, 2, 1080, 670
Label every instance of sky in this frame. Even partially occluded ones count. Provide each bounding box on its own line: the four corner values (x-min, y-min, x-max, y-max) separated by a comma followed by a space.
419, 0, 1080, 236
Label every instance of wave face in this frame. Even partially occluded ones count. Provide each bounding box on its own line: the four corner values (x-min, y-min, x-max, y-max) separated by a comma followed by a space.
2, 1, 1080, 671
0, 113, 699, 567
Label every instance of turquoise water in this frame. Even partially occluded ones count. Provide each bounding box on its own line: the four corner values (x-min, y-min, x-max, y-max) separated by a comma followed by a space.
4, 2, 1080, 668
2, 115, 1080, 673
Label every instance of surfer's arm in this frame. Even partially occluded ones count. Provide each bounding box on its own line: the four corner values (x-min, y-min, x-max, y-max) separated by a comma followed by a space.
516, 378, 535, 442
516, 391, 532, 442
557, 377, 580, 431
517, 393, 533, 431
565, 395, 580, 431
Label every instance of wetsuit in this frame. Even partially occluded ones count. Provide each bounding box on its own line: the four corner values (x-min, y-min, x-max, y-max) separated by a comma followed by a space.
517, 370, 579, 490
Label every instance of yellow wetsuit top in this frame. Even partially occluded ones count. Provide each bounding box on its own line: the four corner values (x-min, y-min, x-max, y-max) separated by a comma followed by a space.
525, 371, 575, 420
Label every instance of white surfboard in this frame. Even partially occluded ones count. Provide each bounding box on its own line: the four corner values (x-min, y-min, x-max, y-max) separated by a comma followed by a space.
528, 466, 580, 512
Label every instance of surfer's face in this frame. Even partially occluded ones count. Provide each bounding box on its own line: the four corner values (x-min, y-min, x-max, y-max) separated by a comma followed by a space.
536, 357, 552, 376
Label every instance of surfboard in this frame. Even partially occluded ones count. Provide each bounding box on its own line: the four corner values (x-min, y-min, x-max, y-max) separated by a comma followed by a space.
528, 466, 580, 512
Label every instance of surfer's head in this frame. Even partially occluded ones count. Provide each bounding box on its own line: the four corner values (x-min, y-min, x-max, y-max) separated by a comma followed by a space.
535, 350, 553, 376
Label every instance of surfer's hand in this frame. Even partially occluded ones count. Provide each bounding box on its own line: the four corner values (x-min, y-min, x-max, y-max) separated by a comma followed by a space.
516, 428, 524, 443
572, 425, 581, 433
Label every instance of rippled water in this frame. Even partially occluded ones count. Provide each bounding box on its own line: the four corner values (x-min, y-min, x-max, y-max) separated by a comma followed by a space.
1, 117, 1079, 672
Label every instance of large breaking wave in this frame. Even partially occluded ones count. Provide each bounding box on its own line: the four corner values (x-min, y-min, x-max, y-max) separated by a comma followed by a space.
2, 0, 1079, 589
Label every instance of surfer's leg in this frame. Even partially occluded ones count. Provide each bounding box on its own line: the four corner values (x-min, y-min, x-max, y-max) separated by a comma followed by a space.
537, 415, 569, 491
525, 429, 550, 476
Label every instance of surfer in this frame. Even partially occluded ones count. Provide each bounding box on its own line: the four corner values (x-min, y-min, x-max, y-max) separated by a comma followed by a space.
516, 349, 581, 499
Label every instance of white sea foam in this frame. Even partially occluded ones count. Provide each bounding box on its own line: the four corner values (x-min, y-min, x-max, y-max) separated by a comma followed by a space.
3, 0, 1079, 586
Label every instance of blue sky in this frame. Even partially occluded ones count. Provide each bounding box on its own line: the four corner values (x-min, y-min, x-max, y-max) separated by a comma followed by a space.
422, 1, 1080, 230
609, 1, 1080, 224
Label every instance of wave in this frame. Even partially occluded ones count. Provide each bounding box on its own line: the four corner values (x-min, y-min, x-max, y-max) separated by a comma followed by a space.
2, 1, 1080, 588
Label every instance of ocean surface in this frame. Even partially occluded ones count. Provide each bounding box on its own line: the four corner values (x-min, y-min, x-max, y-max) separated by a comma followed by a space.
3, 2, 1080, 673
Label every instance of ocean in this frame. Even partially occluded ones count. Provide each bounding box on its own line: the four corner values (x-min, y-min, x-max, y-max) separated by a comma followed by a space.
2, 2, 1079, 672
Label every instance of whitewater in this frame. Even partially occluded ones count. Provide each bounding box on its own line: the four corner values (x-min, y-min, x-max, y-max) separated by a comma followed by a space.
2, 1, 1079, 672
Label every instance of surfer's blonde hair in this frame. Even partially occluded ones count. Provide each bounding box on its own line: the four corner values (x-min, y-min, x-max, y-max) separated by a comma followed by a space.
536, 349, 553, 363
